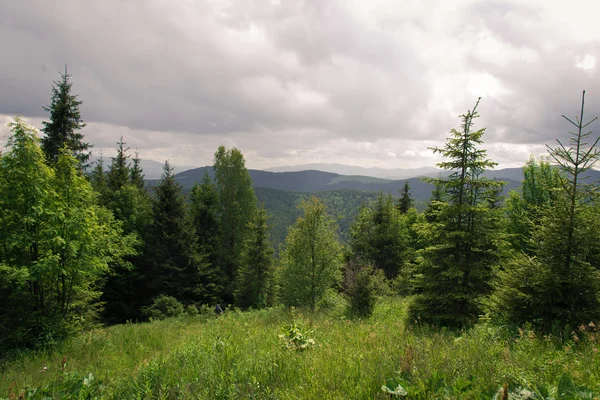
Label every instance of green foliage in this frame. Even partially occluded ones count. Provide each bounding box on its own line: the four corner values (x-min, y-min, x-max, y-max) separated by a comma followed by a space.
351, 192, 410, 279
346, 263, 378, 318
278, 313, 316, 351
234, 205, 275, 309
492, 92, 600, 328
142, 162, 212, 306
0, 118, 134, 351
397, 180, 414, 214
141, 295, 185, 320
107, 135, 130, 192
410, 99, 505, 327
41, 67, 90, 167
189, 172, 222, 302
213, 146, 257, 302
279, 197, 343, 310
129, 151, 145, 190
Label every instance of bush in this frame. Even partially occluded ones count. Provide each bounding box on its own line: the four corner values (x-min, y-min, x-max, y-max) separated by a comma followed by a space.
141, 295, 184, 321
185, 304, 199, 316
348, 266, 377, 318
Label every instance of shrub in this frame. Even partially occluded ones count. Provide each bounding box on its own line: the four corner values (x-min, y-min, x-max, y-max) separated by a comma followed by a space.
141, 295, 184, 321
348, 266, 377, 318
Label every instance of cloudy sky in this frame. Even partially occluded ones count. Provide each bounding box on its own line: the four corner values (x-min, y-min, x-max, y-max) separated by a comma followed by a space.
1, 0, 599, 170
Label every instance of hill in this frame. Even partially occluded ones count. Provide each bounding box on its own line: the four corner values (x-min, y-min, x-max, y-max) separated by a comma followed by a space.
148, 167, 522, 199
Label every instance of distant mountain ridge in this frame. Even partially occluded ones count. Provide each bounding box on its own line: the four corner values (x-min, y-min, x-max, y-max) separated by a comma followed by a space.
264, 163, 441, 179
147, 166, 527, 200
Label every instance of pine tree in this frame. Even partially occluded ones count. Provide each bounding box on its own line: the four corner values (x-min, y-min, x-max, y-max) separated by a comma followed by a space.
234, 205, 275, 309
424, 175, 444, 223
213, 146, 257, 302
397, 181, 414, 214
107, 135, 130, 191
409, 99, 505, 327
142, 162, 210, 305
280, 197, 343, 311
41, 66, 90, 167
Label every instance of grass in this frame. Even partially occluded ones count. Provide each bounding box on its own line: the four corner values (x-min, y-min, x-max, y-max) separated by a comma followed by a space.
1, 298, 600, 399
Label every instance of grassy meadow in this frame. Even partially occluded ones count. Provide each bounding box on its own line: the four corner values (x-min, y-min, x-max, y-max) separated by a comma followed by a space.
1, 297, 600, 399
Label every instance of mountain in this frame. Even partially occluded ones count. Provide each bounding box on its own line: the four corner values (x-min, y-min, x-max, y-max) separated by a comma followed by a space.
265, 163, 441, 179
148, 167, 521, 199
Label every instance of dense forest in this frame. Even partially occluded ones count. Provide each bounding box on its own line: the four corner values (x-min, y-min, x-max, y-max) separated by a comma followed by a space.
1, 69, 600, 366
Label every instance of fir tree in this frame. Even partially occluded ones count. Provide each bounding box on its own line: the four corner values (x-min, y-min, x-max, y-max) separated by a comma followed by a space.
41, 66, 90, 167
213, 146, 257, 302
130, 151, 145, 190
351, 192, 410, 279
492, 91, 600, 327
90, 152, 108, 199
143, 162, 210, 305
397, 181, 414, 214
107, 135, 130, 191
409, 99, 505, 327
234, 205, 275, 309
189, 172, 222, 301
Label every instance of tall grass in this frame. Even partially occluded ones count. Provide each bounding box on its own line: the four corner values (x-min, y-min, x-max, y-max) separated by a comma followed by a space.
1, 298, 599, 399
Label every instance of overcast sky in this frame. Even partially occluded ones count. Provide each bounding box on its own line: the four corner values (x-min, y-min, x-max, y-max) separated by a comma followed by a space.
1, 0, 600, 170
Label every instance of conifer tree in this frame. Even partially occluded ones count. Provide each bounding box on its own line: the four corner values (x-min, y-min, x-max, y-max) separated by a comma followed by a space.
90, 152, 108, 198
41, 66, 90, 167
492, 91, 600, 327
143, 162, 211, 305
190, 171, 222, 301
409, 99, 504, 327
213, 146, 257, 302
280, 197, 343, 311
234, 205, 275, 309
351, 192, 410, 279
107, 135, 130, 191
424, 175, 444, 223
397, 181, 414, 214
130, 151, 145, 190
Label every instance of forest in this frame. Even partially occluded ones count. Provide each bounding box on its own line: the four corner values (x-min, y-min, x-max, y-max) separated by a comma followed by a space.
1, 70, 600, 398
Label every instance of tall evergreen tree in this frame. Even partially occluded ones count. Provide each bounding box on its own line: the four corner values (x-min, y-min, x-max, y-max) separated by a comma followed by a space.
41, 66, 90, 167
234, 205, 275, 309
280, 197, 343, 311
130, 151, 145, 190
213, 146, 257, 302
492, 91, 600, 327
409, 99, 505, 327
397, 181, 414, 214
107, 135, 130, 191
424, 175, 444, 223
190, 172, 222, 302
90, 152, 108, 198
142, 162, 210, 306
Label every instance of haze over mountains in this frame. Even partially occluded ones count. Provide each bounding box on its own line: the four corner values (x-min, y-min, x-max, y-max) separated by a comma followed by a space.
265, 163, 442, 180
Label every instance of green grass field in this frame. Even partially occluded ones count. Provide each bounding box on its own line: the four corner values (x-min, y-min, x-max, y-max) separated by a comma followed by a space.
1, 298, 600, 399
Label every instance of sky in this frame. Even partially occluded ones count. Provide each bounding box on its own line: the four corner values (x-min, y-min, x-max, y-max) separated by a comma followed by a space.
1, 0, 600, 170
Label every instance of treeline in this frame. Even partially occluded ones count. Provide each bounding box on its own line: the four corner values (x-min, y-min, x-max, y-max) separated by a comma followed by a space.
2, 70, 600, 354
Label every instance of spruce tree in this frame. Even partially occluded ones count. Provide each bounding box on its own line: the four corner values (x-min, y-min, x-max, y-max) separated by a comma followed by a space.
190, 172, 222, 302
409, 99, 504, 327
213, 146, 257, 302
107, 135, 130, 191
143, 162, 210, 305
234, 205, 275, 309
492, 91, 600, 327
90, 152, 108, 199
41, 66, 90, 167
351, 192, 410, 279
130, 151, 145, 190
397, 181, 414, 214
